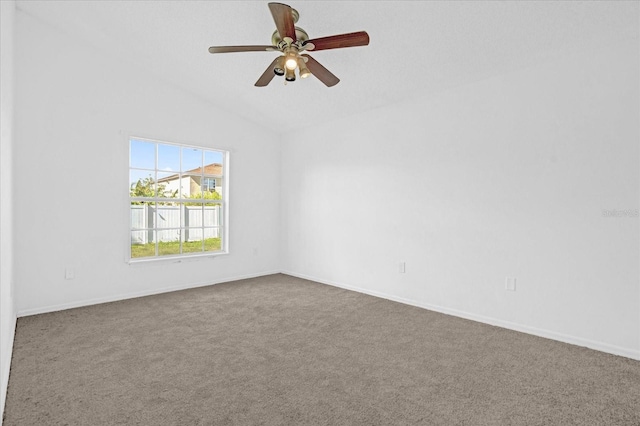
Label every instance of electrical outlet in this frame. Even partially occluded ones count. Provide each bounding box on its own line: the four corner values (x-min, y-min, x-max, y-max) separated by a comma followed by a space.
505, 277, 516, 291
399, 262, 406, 273
65, 268, 75, 280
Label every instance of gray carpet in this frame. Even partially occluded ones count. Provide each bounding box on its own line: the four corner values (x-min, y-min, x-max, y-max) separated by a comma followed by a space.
3, 274, 640, 425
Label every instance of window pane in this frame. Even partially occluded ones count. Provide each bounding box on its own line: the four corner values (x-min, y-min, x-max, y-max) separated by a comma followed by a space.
202, 177, 216, 192
130, 170, 155, 198
180, 174, 201, 199
197, 177, 223, 200
158, 143, 180, 173
203, 203, 222, 227
182, 147, 202, 173
157, 171, 179, 199
204, 150, 224, 173
184, 205, 203, 228
130, 201, 156, 230
202, 176, 223, 200
157, 231, 181, 256
130, 139, 156, 170
156, 204, 181, 229
204, 229, 222, 252
183, 228, 204, 253
131, 230, 156, 258
203, 162, 223, 177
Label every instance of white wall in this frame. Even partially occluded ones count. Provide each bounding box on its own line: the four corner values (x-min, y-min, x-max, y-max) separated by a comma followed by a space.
13, 12, 281, 315
0, 0, 17, 418
281, 39, 640, 359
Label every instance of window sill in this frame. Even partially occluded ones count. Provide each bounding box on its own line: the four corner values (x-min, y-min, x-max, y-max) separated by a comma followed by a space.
127, 251, 229, 266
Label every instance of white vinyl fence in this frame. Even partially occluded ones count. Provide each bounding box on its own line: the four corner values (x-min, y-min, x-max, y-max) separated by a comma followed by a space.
131, 204, 221, 244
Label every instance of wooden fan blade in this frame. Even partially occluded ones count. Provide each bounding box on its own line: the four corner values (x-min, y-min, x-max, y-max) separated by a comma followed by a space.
268, 3, 296, 42
301, 54, 340, 87
209, 45, 276, 54
304, 31, 369, 51
255, 57, 282, 87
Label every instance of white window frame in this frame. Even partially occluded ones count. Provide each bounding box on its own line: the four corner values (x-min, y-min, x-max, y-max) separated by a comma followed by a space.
127, 136, 229, 263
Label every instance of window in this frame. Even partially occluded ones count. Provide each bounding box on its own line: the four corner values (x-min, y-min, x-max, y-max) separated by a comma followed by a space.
202, 177, 216, 192
129, 137, 227, 261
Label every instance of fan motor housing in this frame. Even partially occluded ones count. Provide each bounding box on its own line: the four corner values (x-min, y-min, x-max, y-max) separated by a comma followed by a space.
271, 27, 309, 46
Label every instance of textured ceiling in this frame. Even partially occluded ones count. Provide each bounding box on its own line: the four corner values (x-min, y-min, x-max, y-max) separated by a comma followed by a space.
15, 1, 638, 134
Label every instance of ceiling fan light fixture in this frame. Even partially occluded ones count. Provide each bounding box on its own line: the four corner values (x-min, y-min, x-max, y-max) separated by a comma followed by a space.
285, 67, 296, 82
285, 54, 298, 70
273, 56, 285, 76
298, 58, 311, 79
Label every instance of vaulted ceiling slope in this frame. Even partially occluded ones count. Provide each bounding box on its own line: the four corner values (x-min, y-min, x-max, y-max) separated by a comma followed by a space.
15, 1, 638, 133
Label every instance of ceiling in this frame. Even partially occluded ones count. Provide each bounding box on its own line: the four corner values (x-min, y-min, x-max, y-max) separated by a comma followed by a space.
15, 1, 637, 134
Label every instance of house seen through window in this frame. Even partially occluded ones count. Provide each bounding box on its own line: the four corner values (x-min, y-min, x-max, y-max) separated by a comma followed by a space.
129, 137, 228, 260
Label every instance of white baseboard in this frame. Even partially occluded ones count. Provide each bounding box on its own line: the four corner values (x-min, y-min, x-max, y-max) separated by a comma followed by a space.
14, 269, 640, 361
1, 307, 16, 423
16, 270, 281, 318
282, 270, 640, 361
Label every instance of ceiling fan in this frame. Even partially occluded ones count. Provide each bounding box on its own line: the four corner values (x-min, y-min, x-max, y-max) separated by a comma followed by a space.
208, 2, 370, 87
